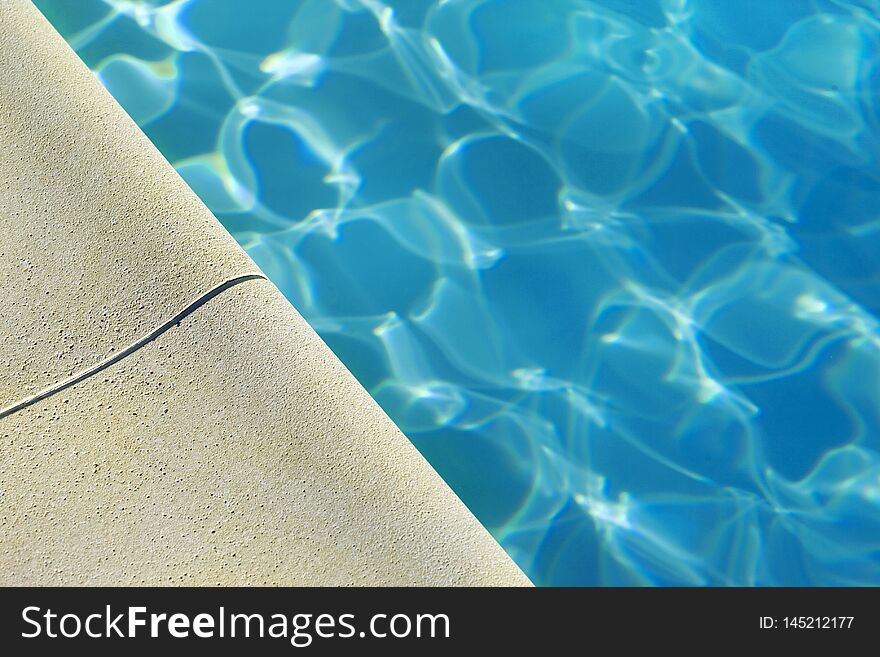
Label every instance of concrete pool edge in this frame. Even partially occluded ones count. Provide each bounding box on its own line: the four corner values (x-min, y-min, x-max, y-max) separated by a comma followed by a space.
0, 0, 530, 586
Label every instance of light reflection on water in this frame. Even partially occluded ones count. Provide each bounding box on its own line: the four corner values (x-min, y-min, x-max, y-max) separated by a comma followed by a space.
35, 0, 880, 585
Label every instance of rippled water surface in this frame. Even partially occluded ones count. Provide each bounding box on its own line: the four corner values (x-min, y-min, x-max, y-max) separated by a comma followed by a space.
35, 0, 880, 585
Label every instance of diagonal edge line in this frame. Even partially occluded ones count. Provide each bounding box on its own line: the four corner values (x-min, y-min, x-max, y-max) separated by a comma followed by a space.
0, 273, 268, 420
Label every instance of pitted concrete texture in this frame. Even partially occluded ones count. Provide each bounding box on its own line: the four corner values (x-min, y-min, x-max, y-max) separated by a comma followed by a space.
0, 280, 529, 585
0, 0, 529, 585
0, 0, 261, 408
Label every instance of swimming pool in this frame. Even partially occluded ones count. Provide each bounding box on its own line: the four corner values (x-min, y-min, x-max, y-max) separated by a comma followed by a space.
34, 0, 880, 585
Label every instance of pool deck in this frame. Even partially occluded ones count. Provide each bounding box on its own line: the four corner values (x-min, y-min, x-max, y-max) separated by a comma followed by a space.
0, 0, 529, 586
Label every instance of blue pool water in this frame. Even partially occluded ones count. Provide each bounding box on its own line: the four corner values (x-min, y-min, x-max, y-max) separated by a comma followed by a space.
35, 0, 880, 585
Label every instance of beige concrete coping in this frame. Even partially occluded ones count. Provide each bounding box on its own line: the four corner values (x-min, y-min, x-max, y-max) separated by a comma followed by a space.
0, 0, 260, 409
0, 0, 530, 586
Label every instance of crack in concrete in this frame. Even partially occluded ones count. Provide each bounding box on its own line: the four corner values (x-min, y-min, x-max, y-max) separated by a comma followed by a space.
0, 273, 268, 420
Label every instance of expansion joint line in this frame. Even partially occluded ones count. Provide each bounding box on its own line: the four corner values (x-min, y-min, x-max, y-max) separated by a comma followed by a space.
0, 273, 268, 420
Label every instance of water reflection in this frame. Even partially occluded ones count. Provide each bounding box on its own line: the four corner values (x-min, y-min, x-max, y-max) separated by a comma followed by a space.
36, 0, 880, 585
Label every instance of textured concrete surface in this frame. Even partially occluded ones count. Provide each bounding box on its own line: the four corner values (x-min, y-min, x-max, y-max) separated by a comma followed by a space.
0, 0, 260, 409
0, 0, 529, 585
1, 281, 528, 585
